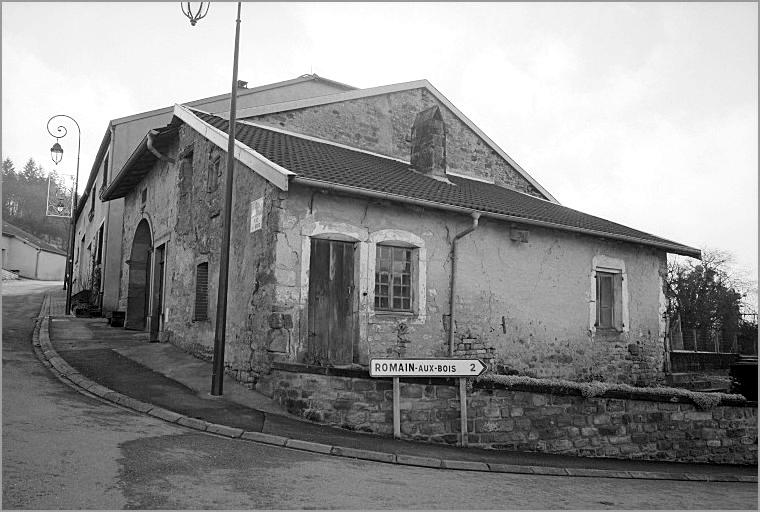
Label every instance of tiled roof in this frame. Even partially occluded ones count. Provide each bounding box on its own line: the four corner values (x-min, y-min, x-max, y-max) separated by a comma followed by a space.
191, 110, 699, 257
2, 221, 68, 256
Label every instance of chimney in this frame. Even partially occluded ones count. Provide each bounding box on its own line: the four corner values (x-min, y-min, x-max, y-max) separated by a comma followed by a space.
410, 106, 450, 182
237, 80, 248, 89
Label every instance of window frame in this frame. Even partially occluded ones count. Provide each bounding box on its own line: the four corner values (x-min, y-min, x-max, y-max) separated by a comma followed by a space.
589, 255, 629, 335
374, 243, 415, 313
368, 229, 426, 323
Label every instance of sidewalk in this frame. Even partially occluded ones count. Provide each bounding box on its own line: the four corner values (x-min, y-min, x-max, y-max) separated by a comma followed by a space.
35, 292, 757, 482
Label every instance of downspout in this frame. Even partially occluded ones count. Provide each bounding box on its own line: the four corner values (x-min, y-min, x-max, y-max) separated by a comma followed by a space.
448, 211, 481, 356
146, 130, 176, 164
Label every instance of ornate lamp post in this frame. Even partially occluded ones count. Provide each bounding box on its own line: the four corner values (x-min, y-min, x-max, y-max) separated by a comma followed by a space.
182, 2, 242, 396
47, 115, 81, 315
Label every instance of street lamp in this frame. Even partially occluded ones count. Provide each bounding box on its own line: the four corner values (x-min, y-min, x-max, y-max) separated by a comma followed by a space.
182, 1, 243, 396
47, 115, 81, 315
50, 142, 64, 165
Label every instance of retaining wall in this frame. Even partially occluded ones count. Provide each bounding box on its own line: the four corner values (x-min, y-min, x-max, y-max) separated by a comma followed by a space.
257, 363, 758, 465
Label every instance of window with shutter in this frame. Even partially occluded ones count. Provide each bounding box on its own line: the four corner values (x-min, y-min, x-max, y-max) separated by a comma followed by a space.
194, 262, 209, 321
596, 272, 615, 329
593, 267, 625, 333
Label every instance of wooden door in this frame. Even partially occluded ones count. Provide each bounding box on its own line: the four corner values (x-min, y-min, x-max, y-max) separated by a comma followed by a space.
307, 239, 357, 365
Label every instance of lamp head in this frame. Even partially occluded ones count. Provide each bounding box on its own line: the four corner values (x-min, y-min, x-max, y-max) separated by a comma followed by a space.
181, 2, 209, 26
50, 141, 64, 165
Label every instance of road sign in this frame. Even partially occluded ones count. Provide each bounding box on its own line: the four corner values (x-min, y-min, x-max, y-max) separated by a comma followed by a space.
369, 358, 486, 378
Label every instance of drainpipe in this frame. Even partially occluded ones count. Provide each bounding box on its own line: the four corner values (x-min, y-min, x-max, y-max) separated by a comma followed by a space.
448, 211, 481, 356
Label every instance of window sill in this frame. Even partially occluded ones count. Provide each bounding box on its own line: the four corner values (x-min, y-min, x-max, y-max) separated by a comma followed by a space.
373, 310, 415, 317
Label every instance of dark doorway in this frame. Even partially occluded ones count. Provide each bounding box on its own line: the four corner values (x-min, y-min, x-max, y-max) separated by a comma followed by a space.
126, 219, 152, 330
307, 239, 357, 365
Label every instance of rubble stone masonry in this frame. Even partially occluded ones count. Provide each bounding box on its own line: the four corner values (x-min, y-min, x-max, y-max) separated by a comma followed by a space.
248, 88, 545, 198
120, 125, 281, 384
260, 364, 758, 465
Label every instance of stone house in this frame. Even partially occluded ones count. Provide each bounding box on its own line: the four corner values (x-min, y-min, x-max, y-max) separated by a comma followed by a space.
102, 79, 700, 388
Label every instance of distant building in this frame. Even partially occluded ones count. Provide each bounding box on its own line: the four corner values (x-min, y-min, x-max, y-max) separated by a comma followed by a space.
1, 221, 67, 280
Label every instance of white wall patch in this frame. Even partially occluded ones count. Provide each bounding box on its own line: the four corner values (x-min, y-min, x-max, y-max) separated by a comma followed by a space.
250, 197, 264, 233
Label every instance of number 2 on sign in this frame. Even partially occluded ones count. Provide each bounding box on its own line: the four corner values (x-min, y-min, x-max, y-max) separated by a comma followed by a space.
470, 363, 475, 371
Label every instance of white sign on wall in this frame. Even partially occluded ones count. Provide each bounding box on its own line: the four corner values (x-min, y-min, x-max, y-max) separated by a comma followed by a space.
250, 197, 263, 233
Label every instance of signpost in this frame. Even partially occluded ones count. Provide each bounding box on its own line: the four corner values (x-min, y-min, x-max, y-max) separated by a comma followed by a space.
369, 358, 486, 447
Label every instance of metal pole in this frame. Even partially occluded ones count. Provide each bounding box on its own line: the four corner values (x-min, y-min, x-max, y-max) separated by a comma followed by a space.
211, 1, 242, 396
393, 377, 400, 438
47, 115, 80, 315
459, 377, 468, 447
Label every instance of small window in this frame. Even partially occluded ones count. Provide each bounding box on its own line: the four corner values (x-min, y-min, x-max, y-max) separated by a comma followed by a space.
194, 262, 209, 321
141, 188, 147, 206
595, 271, 623, 330
207, 155, 221, 192
374, 245, 413, 311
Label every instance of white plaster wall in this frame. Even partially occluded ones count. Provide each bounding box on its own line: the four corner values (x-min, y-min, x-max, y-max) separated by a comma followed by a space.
273, 184, 667, 384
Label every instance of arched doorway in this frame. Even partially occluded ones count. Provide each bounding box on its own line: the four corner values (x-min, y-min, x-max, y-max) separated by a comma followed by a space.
125, 219, 152, 330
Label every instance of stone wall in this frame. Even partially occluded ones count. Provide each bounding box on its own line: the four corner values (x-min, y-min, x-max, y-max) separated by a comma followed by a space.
248, 88, 546, 199
119, 124, 282, 384
259, 364, 758, 465
166, 125, 281, 380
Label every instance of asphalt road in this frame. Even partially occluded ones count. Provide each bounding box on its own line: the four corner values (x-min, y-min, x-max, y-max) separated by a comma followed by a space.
2, 281, 758, 510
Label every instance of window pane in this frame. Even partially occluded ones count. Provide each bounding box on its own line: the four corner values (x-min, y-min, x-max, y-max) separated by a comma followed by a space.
376, 244, 413, 311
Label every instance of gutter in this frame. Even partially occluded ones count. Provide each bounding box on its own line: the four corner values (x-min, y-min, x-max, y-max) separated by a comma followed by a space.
448, 212, 480, 356
289, 177, 701, 259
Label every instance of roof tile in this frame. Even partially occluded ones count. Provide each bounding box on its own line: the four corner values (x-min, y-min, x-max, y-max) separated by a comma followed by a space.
190, 109, 698, 256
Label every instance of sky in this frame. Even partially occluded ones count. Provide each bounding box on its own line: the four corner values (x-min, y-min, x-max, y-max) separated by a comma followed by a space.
2, 2, 758, 305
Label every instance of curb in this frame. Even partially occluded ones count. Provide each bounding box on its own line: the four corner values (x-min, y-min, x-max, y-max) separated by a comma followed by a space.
33, 298, 758, 483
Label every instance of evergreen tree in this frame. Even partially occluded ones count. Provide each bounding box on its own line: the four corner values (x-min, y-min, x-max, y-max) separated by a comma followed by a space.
1, 155, 70, 251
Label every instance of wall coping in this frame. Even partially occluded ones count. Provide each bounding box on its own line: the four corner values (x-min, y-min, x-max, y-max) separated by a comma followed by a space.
270, 362, 757, 409
271, 361, 460, 386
